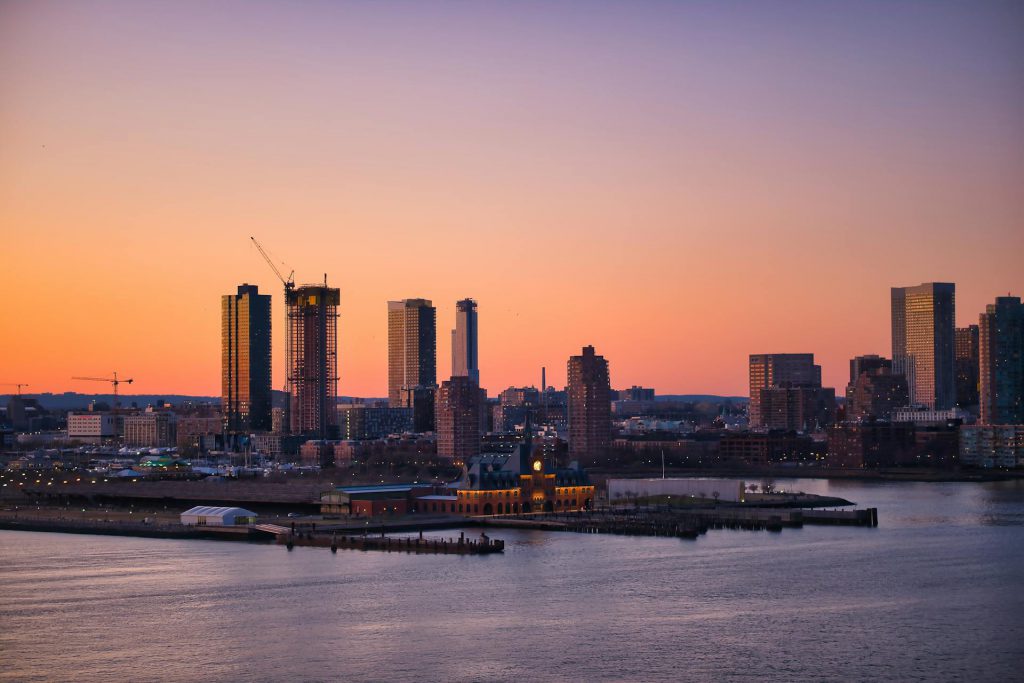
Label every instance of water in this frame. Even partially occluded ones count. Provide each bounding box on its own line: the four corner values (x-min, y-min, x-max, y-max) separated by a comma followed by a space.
2, 479, 1023, 682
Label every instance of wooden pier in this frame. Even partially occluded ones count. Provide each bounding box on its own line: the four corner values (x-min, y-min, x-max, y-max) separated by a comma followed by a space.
272, 529, 504, 555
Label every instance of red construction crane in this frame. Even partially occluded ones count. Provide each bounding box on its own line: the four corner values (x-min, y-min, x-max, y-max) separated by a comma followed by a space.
71, 372, 133, 409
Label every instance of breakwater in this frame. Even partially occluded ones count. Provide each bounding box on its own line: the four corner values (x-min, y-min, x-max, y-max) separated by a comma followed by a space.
277, 529, 504, 555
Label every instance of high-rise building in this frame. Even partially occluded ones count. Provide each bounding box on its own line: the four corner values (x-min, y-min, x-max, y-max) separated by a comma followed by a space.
567, 346, 611, 460
759, 385, 836, 431
388, 299, 437, 432
979, 296, 1024, 425
287, 283, 340, 438
222, 284, 272, 433
451, 298, 479, 383
748, 354, 821, 427
955, 325, 980, 408
436, 376, 484, 463
846, 362, 909, 421
891, 282, 955, 410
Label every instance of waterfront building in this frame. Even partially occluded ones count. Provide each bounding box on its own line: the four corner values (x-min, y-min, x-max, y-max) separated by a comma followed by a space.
567, 346, 612, 460
718, 431, 825, 466
287, 283, 340, 438
891, 282, 956, 409
959, 425, 1024, 468
388, 299, 437, 432
435, 376, 484, 463
748, 354, 821, 427
221, 284, 272, 433
123, 412, 176, 448
758, 384, 836, 432
827, 421, 916, 468
451, 298, 479, 383
979, 296, 1024, 425
845, 357, 909, 421
180, 506, 257, 527
455, 433, 593, 515
955, 325, 980, 408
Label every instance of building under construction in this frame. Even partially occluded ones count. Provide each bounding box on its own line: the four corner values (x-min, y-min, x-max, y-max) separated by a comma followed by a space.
287, 283, 340, 439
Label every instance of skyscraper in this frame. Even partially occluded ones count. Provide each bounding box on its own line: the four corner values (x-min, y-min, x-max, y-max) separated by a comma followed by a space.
567, 345, 611, 461
845, 356, 909, 421
436, 376, 484, 463
955, 325, 980, 408
891, 282, 956, 410
388, 299, 437, 432
979, 296, 1024, 425
287, 282, 340, 438
451, 298, 479, 383
222, 284, 272, 433
748, 354, 821, 427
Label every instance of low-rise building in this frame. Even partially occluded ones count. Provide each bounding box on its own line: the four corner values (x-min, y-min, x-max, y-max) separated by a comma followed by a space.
827, 421, 916, 468
960, 425, 1024, 468
180, 506, 257, 526
67, 412, 118, 443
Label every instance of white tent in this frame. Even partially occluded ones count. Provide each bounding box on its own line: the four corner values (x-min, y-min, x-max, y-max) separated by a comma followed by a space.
180, 506, 258, 527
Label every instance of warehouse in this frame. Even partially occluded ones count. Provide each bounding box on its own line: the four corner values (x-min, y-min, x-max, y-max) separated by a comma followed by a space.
180, 506, 258, 526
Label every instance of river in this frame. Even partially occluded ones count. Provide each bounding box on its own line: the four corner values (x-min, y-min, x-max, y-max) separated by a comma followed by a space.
1, 479, 1022, 682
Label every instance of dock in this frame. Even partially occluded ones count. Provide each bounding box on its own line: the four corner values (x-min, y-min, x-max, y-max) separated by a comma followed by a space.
270, 528, 504, 555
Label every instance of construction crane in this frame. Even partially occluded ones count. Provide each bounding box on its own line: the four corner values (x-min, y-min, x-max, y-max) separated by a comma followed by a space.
250, 236, 294, 293
71, 372, 133, 409
1, 383, 29, 396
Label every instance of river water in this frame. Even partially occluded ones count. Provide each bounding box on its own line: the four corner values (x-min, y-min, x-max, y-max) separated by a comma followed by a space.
1, 479, 1022, 682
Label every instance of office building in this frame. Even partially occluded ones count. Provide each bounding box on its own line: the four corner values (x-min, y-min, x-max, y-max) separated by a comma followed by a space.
748, 354, 821, 427
286, 283, 340, 438
891, 282, 956, 409
222, 284, 272, 433
827, 421, 916, 468
436, 376, 484, 463
388, 299, 437, 432
979, 296, 1024, 425
451, 298, 479, 383
845, 356, 909, 421
955, 325, 980, 408
337, 404, 414, 440
123, 412, 177, 448
758, 385, 836, 431
67, 412, 117, 443
567, 346, 611, 460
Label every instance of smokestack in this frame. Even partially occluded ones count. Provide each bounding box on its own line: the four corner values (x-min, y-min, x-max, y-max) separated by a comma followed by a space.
542, 366, 546, 393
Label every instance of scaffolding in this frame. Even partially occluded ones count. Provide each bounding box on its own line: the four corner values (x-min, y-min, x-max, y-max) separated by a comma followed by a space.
287, 283, 340, 438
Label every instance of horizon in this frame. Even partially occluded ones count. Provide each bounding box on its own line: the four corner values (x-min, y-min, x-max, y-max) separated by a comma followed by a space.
2, 1, 1022, 398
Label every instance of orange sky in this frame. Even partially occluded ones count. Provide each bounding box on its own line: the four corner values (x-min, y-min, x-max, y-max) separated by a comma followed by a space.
1, 2, 1022, 398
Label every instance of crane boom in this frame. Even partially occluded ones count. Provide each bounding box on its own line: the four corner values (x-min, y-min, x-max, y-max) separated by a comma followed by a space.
1, 383, 29, 395
71, 373, 133, 409
250, 236, 294, 290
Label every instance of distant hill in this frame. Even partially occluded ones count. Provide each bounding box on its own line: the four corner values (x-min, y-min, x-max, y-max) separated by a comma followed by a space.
655, 395, 748, 403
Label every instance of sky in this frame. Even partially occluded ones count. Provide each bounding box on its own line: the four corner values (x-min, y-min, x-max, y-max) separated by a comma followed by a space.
1, 0, 1022, 399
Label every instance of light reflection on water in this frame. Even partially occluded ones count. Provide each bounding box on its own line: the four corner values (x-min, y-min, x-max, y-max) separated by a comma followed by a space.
1, 479, 1023, 682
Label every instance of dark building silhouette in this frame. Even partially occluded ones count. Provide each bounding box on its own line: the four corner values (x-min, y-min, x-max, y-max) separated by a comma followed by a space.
568, 346, 611, 460
955, 325, 980, 409
758, 384, 836, 431
221, 284, 272, 433
748, 354, 821, 427
845, 355, 909, 421
979, 296, 1024, 425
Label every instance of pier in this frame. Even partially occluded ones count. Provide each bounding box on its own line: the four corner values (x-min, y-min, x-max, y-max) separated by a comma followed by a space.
269, 528, 505, 555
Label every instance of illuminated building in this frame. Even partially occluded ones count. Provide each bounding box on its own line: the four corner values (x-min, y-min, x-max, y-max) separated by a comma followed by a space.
455, 429, 593, 515
891, 282, 956, 409
222, 284, 272, 433
388, 299, 437, 432
287, 283, 340, 438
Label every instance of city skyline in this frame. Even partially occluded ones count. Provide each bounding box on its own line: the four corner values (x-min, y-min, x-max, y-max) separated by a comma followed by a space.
2, 2, 1022, 398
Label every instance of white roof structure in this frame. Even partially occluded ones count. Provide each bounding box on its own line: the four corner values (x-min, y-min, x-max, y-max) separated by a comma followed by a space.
182, 506, 257, 517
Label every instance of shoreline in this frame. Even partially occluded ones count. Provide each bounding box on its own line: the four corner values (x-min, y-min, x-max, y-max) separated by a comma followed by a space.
589, 468, 1024, 484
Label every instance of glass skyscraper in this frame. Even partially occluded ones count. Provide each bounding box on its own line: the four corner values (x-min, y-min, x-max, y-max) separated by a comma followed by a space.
222, 284, 272, 433
891, 282, 955, 410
